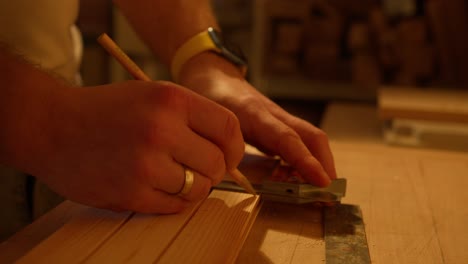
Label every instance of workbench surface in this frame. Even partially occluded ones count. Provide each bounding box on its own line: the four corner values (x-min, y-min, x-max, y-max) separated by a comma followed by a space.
1, 141, 467, 263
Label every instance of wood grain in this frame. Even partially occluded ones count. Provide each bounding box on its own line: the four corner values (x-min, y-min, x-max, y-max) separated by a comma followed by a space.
157, 190, 260, 264
237, 201, 324, 264
4, 142, 468, 263
332, 142, 468, 263
418, 158, 468, 263
84, 201, 203, 263
15, 207, 132, 264
0, 201, 88, 264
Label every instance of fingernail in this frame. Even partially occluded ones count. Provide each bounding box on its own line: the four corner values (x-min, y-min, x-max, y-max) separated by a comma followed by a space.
322, 172, 331, 187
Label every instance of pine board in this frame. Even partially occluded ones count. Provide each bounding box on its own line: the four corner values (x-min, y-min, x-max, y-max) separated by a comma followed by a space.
419, 158, 468, 263
378, 86, 468, 123
157, 190, 260, 264
332, 142, 468, 263
3, 142, 468, 263
15, 208, 133, 264
0, 201, 88, 264
14, 190, 260, 264
237, 201, 324, 264
84, 200, 204, 263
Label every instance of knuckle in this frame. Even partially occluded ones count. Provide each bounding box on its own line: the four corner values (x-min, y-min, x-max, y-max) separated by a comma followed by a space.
198, 179, 212, 198
155, 83, 188, 110
304, 155, 322, 170
276, 128, 300, 150
222, 111, 241, 142
311, 128, 329, 141
221, 112, 244, 170
206, 150, 226, 182
132, 156, 153, 185
238, 95, 259, 111
141, 117, 177, 150
290, 154, 314, 172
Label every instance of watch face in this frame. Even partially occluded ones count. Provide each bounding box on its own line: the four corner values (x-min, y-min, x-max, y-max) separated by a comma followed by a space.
208, 27, 248, 67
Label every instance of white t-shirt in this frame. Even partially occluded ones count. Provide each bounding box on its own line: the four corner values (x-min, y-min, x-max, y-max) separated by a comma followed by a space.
0, 0, 81, 83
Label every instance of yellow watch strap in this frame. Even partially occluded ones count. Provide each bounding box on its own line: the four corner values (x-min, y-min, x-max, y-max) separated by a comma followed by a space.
171, 30, 220, 82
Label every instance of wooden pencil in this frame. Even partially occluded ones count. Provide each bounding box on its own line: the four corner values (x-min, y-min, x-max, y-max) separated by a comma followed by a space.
97, 33, 256, 195
97, 34, 151, 81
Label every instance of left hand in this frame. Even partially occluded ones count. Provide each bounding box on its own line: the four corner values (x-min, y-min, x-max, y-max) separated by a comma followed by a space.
178, 53, 337, 187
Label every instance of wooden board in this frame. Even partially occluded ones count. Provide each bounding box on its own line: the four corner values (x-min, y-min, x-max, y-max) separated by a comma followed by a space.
84, 200, 204, 263
332, 142, 468, 263
237, 201, 324, 264
421, 159, 468, 262
16, 208, 133, 264
13, 190, 260, 264
157, 190, 260, 264
0, 201, 88, 264
378, 86, 468, 123
3, 142, 468, 263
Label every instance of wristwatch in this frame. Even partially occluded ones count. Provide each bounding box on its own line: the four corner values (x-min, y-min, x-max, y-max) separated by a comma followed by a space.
171, 27, 248, 82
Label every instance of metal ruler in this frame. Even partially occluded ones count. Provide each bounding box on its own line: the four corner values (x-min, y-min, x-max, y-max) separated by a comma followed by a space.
324, 204, 371, 264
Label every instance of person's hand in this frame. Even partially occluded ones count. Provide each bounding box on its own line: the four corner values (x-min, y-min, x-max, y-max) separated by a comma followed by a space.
27, 80, 244, 213
179, 53, 337, 187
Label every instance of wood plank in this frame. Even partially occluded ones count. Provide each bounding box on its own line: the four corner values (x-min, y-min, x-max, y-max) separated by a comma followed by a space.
84, 200, 203, 263
0, 201, 88, 264
331, 142, 468, 263
237, 201, 324, 264
15, 207, 132, 264
419, 158, 468, 263
378, 86, 468, 123
4, 142, 468, 263
383, 118, 468, 152
156, 190, 260, 264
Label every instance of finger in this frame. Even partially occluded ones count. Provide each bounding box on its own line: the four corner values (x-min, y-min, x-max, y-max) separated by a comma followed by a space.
285, 117, 337, 180
176, 167, 212, 202
145, 152, 218, 199
146, 153, 192, 193
261, 99, 337, 180
185, 95, 244, 170
171, 125, 227, 185
248, 112, 331, 187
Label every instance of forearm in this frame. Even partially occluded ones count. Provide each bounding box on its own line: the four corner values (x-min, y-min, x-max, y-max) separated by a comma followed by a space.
0, 47, 69, 174
113, 0, 245, 99
113, 0, 218, 66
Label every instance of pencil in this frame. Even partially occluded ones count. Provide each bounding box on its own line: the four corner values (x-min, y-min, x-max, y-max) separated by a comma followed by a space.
97, 34, 151, 81
97, 33, 256, 195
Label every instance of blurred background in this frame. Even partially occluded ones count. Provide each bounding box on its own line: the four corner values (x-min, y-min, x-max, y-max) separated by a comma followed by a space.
78, 0, 468, 151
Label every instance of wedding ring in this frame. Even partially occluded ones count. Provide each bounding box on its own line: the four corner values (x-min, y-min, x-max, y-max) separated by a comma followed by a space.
178, 167, 194, 196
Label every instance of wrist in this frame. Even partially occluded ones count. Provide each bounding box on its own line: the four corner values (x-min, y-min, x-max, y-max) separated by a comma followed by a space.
178, 51, 247, 96
171, 27, 247, 84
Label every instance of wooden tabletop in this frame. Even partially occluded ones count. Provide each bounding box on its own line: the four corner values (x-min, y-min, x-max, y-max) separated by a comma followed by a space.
1, 141, 467, 263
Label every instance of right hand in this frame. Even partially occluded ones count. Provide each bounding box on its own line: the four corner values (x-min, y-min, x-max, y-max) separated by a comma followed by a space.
33, 80, 244, 214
